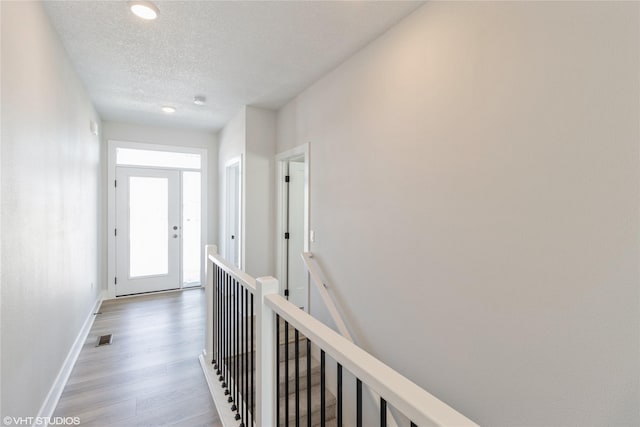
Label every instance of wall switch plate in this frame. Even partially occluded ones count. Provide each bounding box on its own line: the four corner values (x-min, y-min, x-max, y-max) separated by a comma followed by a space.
310, 230, 315, 242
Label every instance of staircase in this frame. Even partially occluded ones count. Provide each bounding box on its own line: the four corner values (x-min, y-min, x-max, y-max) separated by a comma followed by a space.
225, 316, 337, 426
204, 246, 479, 427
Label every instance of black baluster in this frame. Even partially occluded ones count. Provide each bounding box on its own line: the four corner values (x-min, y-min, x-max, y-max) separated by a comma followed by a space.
276, 314, 281, 427
356, 378, 362, 427
234, 280, 240, 417
237, 282, 241, 417
250, 293, 254, 427
380, 398, 387, 427
226, 276, 232, 398
295, 329, 300, 427
244, 288, 249, 427
321, 350, 326, 427
216, 268, 221, 372
220, 269, 224, 375
285, 321, 290, 427
223, 274, 228, 390
219, 267, 222, 371
225, 273, 229, 382
238, 285, 245, 426
231, 279, 236, 405
337, 363, 342, 427
212, 265, 217, 365
237, 286, 241, 412
307, 339, 311, 427
216, 267, 220, 370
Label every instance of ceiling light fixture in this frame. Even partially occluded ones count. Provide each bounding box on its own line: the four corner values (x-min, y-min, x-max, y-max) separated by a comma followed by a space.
161, 106, 176, 114
129, 1, 159, 20
193, 95, 206, 106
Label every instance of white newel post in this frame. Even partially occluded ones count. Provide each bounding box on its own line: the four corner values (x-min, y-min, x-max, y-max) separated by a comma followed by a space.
255, 276, 279, 427
204, 245, 217, 361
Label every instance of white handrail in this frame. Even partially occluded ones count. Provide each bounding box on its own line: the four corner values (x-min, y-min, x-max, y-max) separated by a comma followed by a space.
266, 293, 480, 427
209, 251, 257, 292
301, 252, 353, 341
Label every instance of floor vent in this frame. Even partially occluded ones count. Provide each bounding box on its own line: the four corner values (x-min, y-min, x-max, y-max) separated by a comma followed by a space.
96, 334, 113, 347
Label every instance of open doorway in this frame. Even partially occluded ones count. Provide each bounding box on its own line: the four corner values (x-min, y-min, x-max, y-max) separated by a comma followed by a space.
276, 144, 310, 311
107, 141, 207, 298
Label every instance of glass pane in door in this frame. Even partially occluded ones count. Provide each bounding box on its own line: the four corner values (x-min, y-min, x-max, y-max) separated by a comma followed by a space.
129, 176, 168, 277
182, 171, 201, 287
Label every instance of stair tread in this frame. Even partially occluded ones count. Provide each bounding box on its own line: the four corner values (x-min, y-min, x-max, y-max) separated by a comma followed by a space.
279, 381, 337, 423
219, 326, 307, 350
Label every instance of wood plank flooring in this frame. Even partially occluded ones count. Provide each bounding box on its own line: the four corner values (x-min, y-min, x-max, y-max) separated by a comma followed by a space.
54, 289, 222, 427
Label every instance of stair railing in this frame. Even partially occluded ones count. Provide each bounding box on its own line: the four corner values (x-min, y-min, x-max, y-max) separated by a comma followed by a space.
202, 245, 278, 427
202, 245, 479, 427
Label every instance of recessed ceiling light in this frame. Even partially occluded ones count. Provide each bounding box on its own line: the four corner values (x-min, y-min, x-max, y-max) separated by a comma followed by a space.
161, 106, 176, 114
129, 1, 159, 20
193, 95, 206, 106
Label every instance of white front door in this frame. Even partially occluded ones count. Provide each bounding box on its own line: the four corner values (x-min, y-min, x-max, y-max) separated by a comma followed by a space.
116, 167, 180, 296
287, 161, 307, 309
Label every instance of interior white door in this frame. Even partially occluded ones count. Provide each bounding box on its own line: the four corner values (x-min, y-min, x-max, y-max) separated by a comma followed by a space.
116, 167, 180, 296
287, 161, 307, 309
226, 162, 241, 267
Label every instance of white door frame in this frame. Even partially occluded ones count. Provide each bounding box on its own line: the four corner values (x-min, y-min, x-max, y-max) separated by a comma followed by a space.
275, 143, 310, 311
107, 140, 208, 299
224, 156, 243, 269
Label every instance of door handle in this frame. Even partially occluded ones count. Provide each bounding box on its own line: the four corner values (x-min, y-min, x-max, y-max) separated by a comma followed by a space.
173, 234, 178, 238
173, 226, 178, 230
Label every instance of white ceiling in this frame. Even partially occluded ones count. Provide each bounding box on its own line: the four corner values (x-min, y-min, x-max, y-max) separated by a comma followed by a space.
44, 1, 423, 132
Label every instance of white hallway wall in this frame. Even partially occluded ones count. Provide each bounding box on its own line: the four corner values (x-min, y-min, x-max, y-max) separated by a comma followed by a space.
277, 2, 639, 426
217, 107, 246, 265
101, 121, 218, 293
218, 106, 276, 278
245, 107, 276, 279
1, 1, 102, 417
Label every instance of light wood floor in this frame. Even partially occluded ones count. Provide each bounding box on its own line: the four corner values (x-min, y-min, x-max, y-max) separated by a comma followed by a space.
54, 289, 222, 427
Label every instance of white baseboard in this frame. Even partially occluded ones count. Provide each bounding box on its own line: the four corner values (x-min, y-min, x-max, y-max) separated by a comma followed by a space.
35, 292, 104, 426
199, 350, 242, 427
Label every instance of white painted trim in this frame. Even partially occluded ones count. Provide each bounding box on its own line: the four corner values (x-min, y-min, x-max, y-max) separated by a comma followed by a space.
275, 143, 310, 310
199, 351, 242, 427
109, 139, 207, 155
107, 141, 117, 299
208, 252, 257, 292
255, 276, 279, 427
35, 292, 104, 426
109, 286, 202, 300
224, 156, 243, 269
107, 140, 208, 300
204, 245, 217, 359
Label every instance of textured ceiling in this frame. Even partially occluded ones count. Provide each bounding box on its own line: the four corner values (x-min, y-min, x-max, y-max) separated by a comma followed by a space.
44, 1, 423, 132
